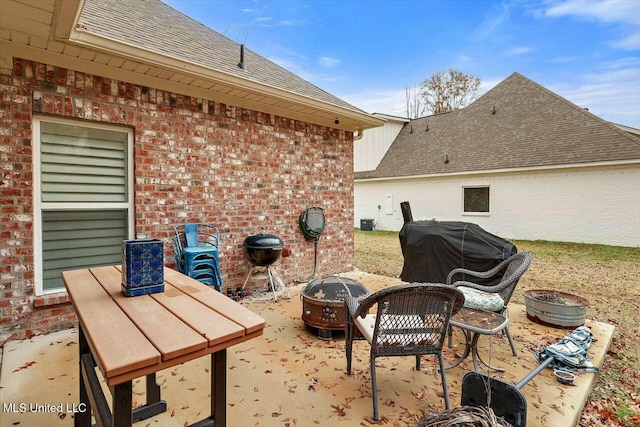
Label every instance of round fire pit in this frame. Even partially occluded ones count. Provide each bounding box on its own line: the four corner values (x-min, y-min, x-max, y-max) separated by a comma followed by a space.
524, 289, 589, 329
301, 276, 369, 340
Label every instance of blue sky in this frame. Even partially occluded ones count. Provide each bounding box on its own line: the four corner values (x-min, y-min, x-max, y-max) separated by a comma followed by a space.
165, 0, 640, 128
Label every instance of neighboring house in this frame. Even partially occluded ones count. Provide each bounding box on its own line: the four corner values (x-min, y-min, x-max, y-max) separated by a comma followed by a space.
354, 113, 409, 172
0, 0, 383, 340
355, 72, 640, 247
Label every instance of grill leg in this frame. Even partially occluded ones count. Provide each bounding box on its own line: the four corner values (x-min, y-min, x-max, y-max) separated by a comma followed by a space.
241, 266, 256, 292
266, 267, 278, 302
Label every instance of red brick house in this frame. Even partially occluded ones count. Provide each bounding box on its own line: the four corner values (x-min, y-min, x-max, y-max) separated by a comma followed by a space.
0, 0, 383, 341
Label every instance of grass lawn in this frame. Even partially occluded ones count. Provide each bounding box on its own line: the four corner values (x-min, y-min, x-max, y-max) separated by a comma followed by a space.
354, 229, 640, 427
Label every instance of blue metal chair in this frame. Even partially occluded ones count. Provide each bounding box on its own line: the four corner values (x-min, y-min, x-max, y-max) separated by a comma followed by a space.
173, 223, 223, 291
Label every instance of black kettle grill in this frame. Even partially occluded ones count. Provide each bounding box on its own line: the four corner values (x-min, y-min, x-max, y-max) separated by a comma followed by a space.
242, 233, 285, 301
244, 233, 283, 266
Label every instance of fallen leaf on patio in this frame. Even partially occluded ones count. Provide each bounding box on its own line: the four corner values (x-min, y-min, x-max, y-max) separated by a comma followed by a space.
272, 411, 282, 417
13, 361, 36, 372
265, 369, 272, 374
331, 404, 346, 416
187, 387, 196, 391
551, 404, 565, 415
171, 409, 175, 417
58, 412, 66, 419
413, 390, 426, 400
254, 386, 259, 392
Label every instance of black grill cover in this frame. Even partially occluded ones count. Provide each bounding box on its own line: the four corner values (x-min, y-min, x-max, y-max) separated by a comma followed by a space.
399, 221, 517, 285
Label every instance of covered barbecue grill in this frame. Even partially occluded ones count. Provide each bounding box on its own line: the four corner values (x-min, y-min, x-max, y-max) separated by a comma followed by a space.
399, 220, 517, 285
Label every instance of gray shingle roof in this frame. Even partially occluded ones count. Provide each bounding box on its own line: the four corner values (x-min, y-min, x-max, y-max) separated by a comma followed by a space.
77, 0, 364, 113
357, 72, 640, 179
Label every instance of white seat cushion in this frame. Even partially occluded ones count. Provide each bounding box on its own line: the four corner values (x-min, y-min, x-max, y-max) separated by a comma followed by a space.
354, 314, 437, 346
459, 287, 505, 312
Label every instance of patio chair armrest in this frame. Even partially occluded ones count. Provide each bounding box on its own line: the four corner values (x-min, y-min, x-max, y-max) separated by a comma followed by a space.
345, 296, 372, 319
450, 280, 509, 294
446, 267, 490, 284
446, 252, 531, 285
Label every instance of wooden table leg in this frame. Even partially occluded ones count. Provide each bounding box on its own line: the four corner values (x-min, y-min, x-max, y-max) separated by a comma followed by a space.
212, 349, 227, 426
191, 350, 225, 427
111, 381, 133, 426
75, 327, 92, 427
132, 373, 167, 422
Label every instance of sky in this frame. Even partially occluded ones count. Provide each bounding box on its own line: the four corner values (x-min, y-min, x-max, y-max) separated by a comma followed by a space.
165, 0, 640, 128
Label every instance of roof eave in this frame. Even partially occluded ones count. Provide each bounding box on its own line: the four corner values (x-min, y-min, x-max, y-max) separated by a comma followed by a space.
355, 159, 640, 182
65, 22, 383, 132
52, 0, 84, 41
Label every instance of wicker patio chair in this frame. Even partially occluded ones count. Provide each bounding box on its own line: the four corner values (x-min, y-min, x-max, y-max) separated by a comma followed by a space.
344, 283, 465, 421
446, 251, 532, 356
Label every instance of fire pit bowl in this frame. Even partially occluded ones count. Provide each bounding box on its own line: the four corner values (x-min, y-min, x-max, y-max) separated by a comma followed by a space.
244, 233, 283, 267
301, 276, 369, 340
524, 289, 589, 329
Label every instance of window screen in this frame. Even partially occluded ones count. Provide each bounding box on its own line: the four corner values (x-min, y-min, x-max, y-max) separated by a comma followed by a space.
36, 119, 131, 293
40, 122, 128, 203
42, 210, 128, 291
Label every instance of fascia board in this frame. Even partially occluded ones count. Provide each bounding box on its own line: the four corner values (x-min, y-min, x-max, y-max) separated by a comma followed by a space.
355, 159, 640, 182
67, 30, 384, 131
53, 0, 84, 41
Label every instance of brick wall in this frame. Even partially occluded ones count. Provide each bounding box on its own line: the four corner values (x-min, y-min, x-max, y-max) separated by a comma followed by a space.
0, 58, 355, 341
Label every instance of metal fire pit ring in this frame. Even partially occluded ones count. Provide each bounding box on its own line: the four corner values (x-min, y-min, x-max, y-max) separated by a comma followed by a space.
301, 276, 369, 340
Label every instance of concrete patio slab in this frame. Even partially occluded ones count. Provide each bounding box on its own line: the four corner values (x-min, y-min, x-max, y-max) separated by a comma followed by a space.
0, 272, 614, 426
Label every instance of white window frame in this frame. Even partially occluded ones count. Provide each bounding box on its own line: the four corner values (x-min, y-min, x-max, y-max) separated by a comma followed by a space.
33, 116, 135, 295
462, 185, 491, 216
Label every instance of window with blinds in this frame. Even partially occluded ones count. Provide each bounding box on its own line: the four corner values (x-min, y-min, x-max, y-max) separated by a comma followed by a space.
35, 119, 133, 293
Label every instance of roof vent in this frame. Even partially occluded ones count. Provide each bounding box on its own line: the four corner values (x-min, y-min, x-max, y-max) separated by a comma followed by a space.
238, 44, 246, 70
492, 105, 496, 115
425, 124, 429, 132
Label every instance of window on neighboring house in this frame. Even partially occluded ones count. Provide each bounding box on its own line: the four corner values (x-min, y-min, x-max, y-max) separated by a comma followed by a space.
33, 118, 134, 294
463, 186, 490, 214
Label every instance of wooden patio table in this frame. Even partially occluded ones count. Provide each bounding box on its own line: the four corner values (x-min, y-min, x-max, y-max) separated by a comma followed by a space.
62, 265, 265, 427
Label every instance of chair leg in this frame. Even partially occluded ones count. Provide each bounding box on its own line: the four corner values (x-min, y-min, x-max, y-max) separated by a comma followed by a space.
504, 326, 518, 356
415, 355, 421, 371
345, 324, 353, 374
438, 353, 451, 410
370, 357, 379, 421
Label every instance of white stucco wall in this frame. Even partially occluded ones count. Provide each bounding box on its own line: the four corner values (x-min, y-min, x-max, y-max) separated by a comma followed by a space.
354, 164, 640, 247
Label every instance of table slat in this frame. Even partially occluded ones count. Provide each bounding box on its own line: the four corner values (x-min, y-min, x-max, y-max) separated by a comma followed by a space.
151, 283, 246, 346
62, 269, 160, 379
90, 266, 208, 361
164, 268, 265, 334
